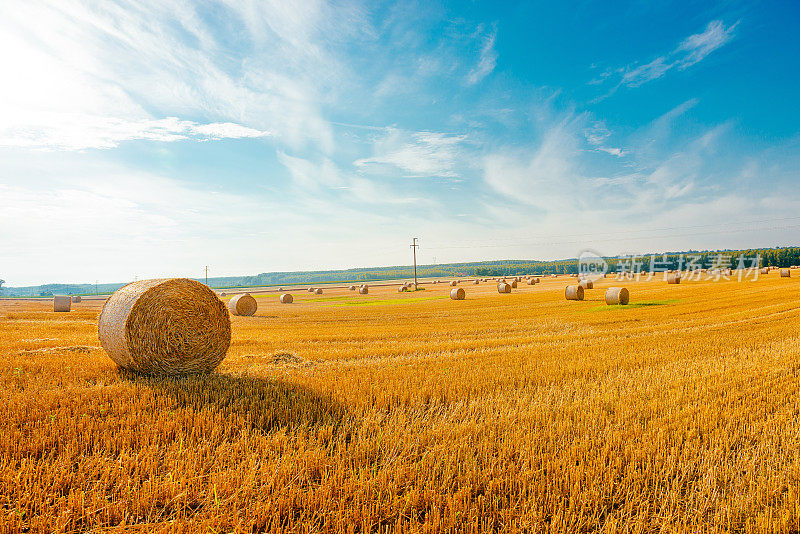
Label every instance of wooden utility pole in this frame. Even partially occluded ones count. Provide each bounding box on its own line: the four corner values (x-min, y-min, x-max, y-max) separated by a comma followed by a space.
410, 238, 419, 289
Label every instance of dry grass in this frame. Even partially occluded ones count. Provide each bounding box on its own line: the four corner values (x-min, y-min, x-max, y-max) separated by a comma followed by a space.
2, 272, 800, 532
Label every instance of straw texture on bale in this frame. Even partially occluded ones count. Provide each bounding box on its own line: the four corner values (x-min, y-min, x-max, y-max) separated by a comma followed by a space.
450, 288, 465, 300
605, 287, 629, 305
579, 279, 593, 289
53, 296, 71, 312
565, 285, 584, 301
781, 269, 791, 277
667, 274, 681, 284
71, 295, 81, 303
280, 294, 293, 304
228, 293, 257, 317
497, 282, 511, 294
98, 278, 231, 376
359, 286, 369, 294
314, 288, 323, 294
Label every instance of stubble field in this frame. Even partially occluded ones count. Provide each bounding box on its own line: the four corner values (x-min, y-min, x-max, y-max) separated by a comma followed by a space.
2, 273, 800, 533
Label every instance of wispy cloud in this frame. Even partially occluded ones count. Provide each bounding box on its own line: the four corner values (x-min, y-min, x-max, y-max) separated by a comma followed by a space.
466, 25, 498, 85
619, 20, 738, 88
355, 128, 468, 178
0, 116, 270, 151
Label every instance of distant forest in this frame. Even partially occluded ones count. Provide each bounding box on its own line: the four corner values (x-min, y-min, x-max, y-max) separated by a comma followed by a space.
2, 246, 799, 297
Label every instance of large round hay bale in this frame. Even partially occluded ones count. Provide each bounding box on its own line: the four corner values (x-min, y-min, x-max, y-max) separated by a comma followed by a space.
781, 269, 791, 277
98, 278, 231, 376
498, 282, 511, 294
579, 279, 593, 289
53, 296, 71, 312
71, 295, 82, 303
510, 280, 518, 288
527, 278, 535, 285
450, 287, 465, 300
565, 285, 584, 301
314, 288, 323, 294
280, 293, 293, 304
605, 287, 629, 305
667, 274, 681, 284
359, 286, 369, 294
450, 281, 457, 286
228, 293, 257, 316
349, 285, 356, 291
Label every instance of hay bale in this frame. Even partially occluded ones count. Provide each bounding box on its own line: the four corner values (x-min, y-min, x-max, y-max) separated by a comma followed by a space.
359, 286, 369, 294
781, 269, 791, 277
527, 278, 535, 285
349, 285, 356, 291
53, 296, 71, 312
565, 285, 584, 301
314, 288, 323, 295
98, 278, 231, 376
579, 279, 593, 289
308, 287, 315, 293
280, 294, 293, 304
228, 293, 257, 316
605, 287, 629, 305
473, 279, 479, 285
450, 281, 457, 286
510, 280, 518, 288
71, 295, 81, 303
667, 274, 681, 284
760, 268, 769, 275
398, 286, 406, 292
497, 282, 511, 294
450, 287, 465, 300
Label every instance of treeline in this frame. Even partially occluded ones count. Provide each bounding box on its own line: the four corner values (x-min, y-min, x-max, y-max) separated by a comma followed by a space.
3, 246, 799, 297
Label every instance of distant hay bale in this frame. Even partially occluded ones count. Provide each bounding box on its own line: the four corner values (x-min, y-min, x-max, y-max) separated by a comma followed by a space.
308, 288, 315, 293
474, 279, 479, 284
781, 269, 791, 277
98, 278, 231, 376
359, 286, 369, 294
497, 282, 511, 294
314, 288, 323, 294
228, 293, 257, 316
53, 296, 71, 312
565, 285, 584, 301
450, 281, 457, 286
280, 293, 293, 304
667, 274, 681, 284
71, 295, 81, 303
349, 285, 356, 291
579, 279, 593, 289
605, 287, 629, 305
450, 287, 465, 300
527, 278, 535, 285
760, 268, 769, 275
510, 280, 518, 288
398, 286, 406, 292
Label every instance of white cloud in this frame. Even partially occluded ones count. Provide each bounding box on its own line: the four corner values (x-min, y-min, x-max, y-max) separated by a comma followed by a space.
614, 20, 737, 88
355, 128, 468, 178
466, 27, 498, 85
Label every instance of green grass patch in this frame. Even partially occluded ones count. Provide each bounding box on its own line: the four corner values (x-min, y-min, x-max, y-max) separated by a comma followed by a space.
584, 299, 681, 312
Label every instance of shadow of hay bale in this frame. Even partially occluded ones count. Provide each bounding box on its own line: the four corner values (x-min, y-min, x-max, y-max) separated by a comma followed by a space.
121, 371, 347, 433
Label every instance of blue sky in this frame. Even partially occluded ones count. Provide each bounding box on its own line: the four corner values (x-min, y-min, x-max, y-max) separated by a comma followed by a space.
1, 0, 798, 285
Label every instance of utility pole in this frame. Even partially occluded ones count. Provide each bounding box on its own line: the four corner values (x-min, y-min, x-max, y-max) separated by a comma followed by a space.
95, 280, 98, 295
410, 238, 419, 289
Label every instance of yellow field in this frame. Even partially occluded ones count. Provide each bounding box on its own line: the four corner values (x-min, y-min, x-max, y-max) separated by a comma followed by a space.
2, 273, 800, 533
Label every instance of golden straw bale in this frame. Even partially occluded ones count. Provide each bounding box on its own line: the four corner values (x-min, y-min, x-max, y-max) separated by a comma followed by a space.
228, 293, 257, 316
510, 280, 518, 288
314, 288, 323, 294
450, 288, 465, 300
280, 294, 293, 304
579, 279, 593, 289
98, 278, 230, 376
497, 282, 511, 294
359, 286, 369, 294
781, 269, 791, 277
308, 288, 315, 293
565, 285, 584, 301
605, 287, 629, 305
667, 274, 681, 284
450, 281, 457, 286
71, 295, 81, 303
53, 296, 71, 312
349, 285, 356, 291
